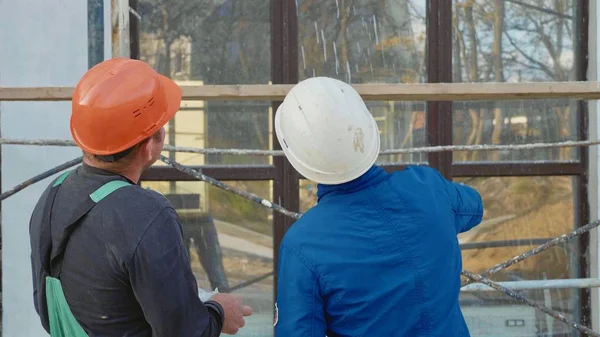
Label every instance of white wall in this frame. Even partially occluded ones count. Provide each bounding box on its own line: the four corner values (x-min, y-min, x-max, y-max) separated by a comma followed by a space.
589, 0, 600, 331
0, 0, 99, 336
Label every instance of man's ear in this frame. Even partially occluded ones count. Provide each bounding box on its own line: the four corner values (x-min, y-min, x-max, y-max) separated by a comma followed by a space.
140, 137, 155, 160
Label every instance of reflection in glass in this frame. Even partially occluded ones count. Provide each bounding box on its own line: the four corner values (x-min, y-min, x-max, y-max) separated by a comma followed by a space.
297, 1, 427, 165
297, 0, 426, 83
453, 1, 576, 83
138, 0, 272, 166
452, 1, 580, 163
368, 101, 427, 164
457, 176, 579, 337
140, 180, 274, 337
453, 99, 579, 162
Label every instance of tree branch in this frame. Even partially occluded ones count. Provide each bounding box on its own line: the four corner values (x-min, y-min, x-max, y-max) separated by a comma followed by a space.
505, 0, 573, 20
503, 30, 556, 79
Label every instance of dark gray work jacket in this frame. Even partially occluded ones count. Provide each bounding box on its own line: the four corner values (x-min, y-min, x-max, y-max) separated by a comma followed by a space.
29, 164, 223, 336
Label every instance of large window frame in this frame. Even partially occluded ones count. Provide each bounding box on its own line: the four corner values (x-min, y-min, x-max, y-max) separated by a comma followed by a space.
132, 0, 591, 327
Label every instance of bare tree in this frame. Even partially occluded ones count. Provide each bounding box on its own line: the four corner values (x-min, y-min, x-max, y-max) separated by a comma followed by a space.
489, 0, 505, 162
138, 0, 211, 76
297, 0, 423, 83
453, 0, 575, 162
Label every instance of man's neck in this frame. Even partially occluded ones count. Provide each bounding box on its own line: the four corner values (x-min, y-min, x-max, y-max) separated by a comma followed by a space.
82, 158, 143, 184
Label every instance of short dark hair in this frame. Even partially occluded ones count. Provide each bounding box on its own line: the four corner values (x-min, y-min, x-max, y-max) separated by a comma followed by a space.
94, 131, 162, 163
94, 146, 135, 162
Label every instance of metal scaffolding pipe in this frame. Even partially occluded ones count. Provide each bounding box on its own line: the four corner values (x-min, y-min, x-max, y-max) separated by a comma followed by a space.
461, 278, 600, 292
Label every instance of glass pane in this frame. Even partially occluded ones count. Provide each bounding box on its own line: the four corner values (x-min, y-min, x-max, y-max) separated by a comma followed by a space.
452, 1, 580, 163
457, 176, 580, 337
453, 99, 579, 162
87, 0, 104, 68
138, 0, 272, 166
371, 101, 427, 165
140, 180, 274, 337
297, 0, 427, 83
151, 100, 273, 167
296, 1, 427, 166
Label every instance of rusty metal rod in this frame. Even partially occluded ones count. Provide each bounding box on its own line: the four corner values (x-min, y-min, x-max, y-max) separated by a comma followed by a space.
2, 137, 600, 156
462, 220, 600, 287
0, 157, 83, 201
462, 271, 600, 337
159, 155, 302, 220
228, 271, 274, 293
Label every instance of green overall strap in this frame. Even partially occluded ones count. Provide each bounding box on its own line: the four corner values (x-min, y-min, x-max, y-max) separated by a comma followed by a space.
44, 175, 132, 337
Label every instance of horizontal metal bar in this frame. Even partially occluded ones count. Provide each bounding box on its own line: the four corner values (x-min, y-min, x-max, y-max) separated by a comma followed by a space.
2, 138, 596, 157
460, 238, 555, 250
1, 81, 600, 101
139, 163, 582, 181
141, 165, 276, 181
375, 162, 582, 177
300, 163, 582, 181
452, 162, 583, 176
461, 278, 600, 292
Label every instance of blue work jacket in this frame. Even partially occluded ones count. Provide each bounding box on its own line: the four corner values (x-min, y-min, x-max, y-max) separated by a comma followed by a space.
275, 165, 483, 337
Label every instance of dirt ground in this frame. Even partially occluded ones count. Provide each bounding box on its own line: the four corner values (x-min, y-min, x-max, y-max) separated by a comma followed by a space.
458, 176, 576, 281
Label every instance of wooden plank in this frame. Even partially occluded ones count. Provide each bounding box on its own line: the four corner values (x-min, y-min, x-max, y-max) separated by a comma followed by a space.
0, 87, 75, 101
1, 81, 600, 102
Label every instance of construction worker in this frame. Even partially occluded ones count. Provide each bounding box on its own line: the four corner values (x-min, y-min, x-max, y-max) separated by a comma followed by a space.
28, 58, 252, 337
273, 77, 484, 336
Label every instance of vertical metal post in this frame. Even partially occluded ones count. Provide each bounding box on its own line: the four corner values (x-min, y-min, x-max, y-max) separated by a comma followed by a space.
271, 0, 300, 331
577, 0, 592, 330
129, 0, 139, 60
271, 1, 284, 315
88, 0, 105, 68
426, 0, 453, 178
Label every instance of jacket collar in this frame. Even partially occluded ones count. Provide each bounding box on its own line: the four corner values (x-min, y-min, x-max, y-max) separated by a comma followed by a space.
82, 162, 136, 185
316, 165, 389, 201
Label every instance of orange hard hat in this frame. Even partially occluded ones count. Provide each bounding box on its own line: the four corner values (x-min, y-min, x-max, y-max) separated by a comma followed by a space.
70, 57, 182, 155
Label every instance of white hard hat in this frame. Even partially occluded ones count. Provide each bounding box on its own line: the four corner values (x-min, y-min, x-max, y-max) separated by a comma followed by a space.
274, 77, 381, 185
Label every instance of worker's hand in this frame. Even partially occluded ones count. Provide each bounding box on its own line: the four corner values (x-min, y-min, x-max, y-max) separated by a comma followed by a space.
211, 293, 253, 335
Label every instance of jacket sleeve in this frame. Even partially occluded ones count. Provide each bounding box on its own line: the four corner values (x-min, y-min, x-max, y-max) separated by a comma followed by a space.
275, 244, 326, 337
441, 177, 484, 234
128, 207, 223, 337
